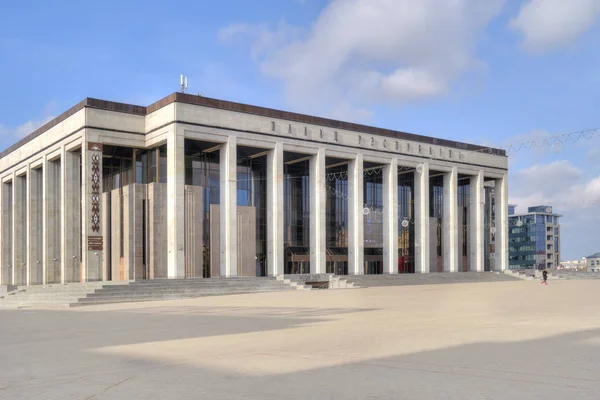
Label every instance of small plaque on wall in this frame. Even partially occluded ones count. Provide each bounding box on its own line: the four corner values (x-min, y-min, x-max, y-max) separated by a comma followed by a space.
88, 236, 103, 250
88, 142, 103, 152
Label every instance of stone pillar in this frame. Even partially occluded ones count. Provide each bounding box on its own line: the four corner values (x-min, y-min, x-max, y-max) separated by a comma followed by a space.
13, 172, 26, 286
44, 157, 61, 284
267, 142, 284, 276
61, 148, 81, 283
383, 159, 399, 274
167, 130, 185, 278
414, 163, 430, 273
495, 174, 509, 271
309, 148, 326, 274
184, 185, 203, 278
28, 167, 43, 285
0, 180, 10, 285
110, 189, 123, 281
101, 192, 111, 281
82, 142, 104, 282
469, 171, 484, 272
348, 154, 364, 275
220, 136, 237, 277
122, 184, 145, 280
25, 167, 31, 286
148, 183, 168, 279
443, 167, 458, 273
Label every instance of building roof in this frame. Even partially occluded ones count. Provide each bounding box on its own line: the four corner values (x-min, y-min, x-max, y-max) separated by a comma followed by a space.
508, 212, 563, 218
0, 92, 507, 160
585, 252, 600, 259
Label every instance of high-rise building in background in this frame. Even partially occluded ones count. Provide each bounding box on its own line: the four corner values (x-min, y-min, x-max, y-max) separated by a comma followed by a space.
508, 205, 561, 270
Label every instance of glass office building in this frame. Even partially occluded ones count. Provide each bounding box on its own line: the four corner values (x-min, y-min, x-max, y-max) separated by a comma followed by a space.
508, 205, 561, 270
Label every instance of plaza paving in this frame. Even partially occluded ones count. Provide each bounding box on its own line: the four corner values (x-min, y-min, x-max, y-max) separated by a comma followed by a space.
1, 279, 600, 399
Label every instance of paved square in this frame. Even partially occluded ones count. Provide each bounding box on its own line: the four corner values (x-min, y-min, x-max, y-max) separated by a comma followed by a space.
1, 280, 600, 399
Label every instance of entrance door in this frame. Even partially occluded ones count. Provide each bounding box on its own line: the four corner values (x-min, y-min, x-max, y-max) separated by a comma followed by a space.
364, 261, 383, 274
327, 261, 348, 275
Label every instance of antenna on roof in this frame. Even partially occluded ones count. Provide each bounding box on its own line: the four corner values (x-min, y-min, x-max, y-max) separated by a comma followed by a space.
180, 74, 188, 93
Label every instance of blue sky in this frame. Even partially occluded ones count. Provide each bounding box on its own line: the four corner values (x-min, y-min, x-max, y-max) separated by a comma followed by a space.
1, 0, 599, 260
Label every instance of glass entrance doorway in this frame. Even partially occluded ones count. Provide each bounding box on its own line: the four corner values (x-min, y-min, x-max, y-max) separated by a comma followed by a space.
364, 260, 383, 274
287, 261, 310, 274
326, 261, 348, 275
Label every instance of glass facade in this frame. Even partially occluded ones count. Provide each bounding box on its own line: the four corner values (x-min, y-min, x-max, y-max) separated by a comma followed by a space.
430, 175, 444, 272
236, 149, 268, 277
509, 209, 561, 270
457, 178, 470, 272
97, 144, 498, 277
184, 140, 220, 278
364, 167, 384, 274
398, 171, 414, 273
283, 157, 310, 274
325, 163, 349, 275
103, 145, 167, 191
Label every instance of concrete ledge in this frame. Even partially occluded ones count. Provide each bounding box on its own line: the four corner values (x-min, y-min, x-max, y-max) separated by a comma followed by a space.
0, 285, 18, 295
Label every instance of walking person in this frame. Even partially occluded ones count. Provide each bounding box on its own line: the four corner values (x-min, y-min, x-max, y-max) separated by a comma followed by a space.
541, 269, 548, 285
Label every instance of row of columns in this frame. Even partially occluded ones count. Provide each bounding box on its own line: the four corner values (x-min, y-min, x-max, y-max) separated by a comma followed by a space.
165, 135, 508, 278
0, 132, 508, 285
0, 145, 86, 286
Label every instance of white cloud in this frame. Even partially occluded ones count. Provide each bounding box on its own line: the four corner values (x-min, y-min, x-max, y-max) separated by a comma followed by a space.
218, 21, 300, 61
0, 102, 56, 141
510, 0, 600, 53
219, 0, 506, 119
0, 116, 55, 139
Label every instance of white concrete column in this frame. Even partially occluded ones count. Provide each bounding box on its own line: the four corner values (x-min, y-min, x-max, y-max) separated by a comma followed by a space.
82, 141, 104, 282
348, 154, 364, 275
44, 157, 61, 284
42, 157, 49, 285
469, 171, 484, 272
495, 173, 509, 271
443, 167, 458, 273
25, 165, 32, 286
167, 130, 185, 278
383, 159, 399, 274
220, 136, 237, 277
29, 167, 43, 285
61, 148, 81, 283
267, 142, 284, 276
0, 179, 5, 286
60, 148, 67, 283
13, 172, 26, 286
309, 148, 326, 274
414, 163, 430, 273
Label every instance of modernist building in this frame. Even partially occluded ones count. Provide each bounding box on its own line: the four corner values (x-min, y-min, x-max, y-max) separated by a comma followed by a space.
0, 93, 508, 286
584, 253, 600, 272
508, 205, 561, 270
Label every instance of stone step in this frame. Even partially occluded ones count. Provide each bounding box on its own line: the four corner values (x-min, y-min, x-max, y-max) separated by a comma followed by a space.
71, 290, 294, 307
0, 287, 298, 308
84, 288, 296, 299
127, 278, 277, 284
106, 280, 285, 288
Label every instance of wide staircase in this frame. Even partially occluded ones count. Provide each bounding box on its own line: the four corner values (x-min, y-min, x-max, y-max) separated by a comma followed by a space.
344, 271, 520, 288
0, 277, 310, 308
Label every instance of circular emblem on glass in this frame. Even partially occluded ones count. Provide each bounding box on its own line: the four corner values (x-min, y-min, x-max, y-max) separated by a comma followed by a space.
401, 219, 410, 228
362, 207, 370, 215
545, 207, 552, 213
516, 220, 523, 227
490, 227, 497, 234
